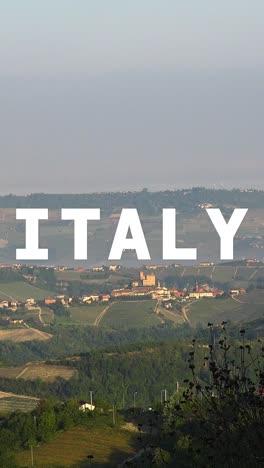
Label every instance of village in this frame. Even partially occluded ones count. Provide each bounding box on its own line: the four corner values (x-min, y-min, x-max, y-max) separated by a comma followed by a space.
0, 267, 248, 326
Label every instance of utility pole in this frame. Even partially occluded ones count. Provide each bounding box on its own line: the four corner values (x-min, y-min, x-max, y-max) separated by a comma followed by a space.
30, 445, 34, 467
133, 391, 137, 408
112, 405, 115, 426
90, 390, 93, 416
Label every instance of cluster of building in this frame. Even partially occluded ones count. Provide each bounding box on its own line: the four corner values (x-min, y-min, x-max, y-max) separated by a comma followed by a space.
111, 274, 225, 301
189, 282, 224, 299
0, 269, 249, 320
0, 297, 36, 311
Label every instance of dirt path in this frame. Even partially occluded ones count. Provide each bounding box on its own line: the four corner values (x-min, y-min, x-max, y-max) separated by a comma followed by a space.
16, 367, 29, 380
182, 304, 191, 324
23, 321, 52, 339
181, 267, 186, 278
94, 303, 114, 326
231, 295, 246, 304
233, 266, 239, 280
210, 265, 216, 280
154, 301, 166, 324
248, 266, 264, 281
0, 290, 15, 300
0, 391, 40, 401
37, 306, 45, 326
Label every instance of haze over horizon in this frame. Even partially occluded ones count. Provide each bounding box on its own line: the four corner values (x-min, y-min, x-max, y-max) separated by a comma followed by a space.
0, 1, 263, 194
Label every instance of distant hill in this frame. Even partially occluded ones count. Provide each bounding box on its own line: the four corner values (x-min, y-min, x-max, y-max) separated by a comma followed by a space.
0, 187, 264, 213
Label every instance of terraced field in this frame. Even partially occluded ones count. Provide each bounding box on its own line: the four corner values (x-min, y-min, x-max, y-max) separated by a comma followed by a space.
0, 363, 76, 382
100, 300, 161, 329
0, 392, 39, 414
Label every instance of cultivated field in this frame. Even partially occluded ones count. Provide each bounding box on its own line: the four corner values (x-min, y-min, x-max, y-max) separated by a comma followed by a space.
100, 300, 161, 329
54, 303, 107, 326
158, 306, 185, 325
157, 263, 264, 290
40, 307, 55, 325
0, 327, 52, 342
0, 391, 39, 414
0, 281, 53, 301
17, 423, 136, 467
187, 290, 264, 327
0, 363, 76, 382
70, 304, 107, 325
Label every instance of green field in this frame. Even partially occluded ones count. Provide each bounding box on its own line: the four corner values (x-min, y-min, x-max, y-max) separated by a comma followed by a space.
100, 300, 161, 329
55, 269, 83, 281
17, 423, 137, 467
0, 282, 53, 301
211, 266, 237, 282
55, 304, 106, 326
40, 307, 55, 325
187, 291, 264, 326
69, 304, 107, 325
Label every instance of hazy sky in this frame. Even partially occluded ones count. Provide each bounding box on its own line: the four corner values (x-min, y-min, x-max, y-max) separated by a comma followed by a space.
0, 1, 263, 193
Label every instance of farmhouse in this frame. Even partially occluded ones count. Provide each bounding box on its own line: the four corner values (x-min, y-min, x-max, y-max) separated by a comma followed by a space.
108, 265, 120, 271
229, 288, 246, 296
92, 266, 104, 272
45, 297, 57, 305
79, 401, 95, 412
99, 294, 110, 302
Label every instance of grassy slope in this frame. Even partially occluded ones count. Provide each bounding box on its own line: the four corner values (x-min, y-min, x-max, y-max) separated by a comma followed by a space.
0, 328, 52, 343
17, 422, 137, 468
55, 304, 106, 326
70, 304, 106, 325
100, 300, 160, 329
187, 291, 264, 326
0, 281, 54, 301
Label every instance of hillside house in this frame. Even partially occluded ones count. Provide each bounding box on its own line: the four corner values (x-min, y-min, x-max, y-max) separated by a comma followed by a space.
230, 288, 246, 296
92, 266, 104, 272
108, 265, 120, 271
99, 294, 110, 302
151, 287, 171, 300
45, 297, 57, 305
79, 401, 95, 412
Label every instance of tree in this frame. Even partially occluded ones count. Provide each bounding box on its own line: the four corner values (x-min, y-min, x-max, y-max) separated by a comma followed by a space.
162, 326, 264, 467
